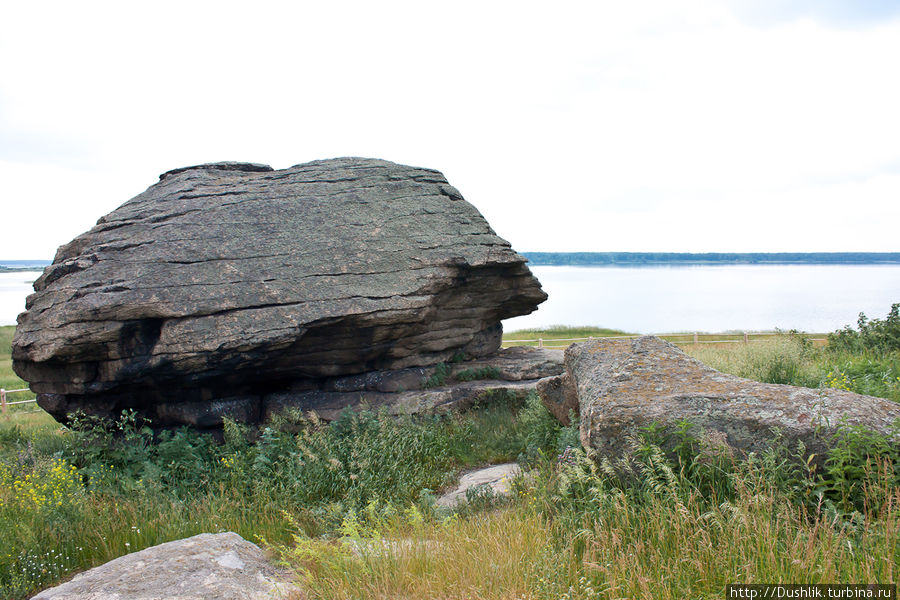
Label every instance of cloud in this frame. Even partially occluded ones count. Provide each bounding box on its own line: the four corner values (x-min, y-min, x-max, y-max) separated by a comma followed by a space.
0, 1, 898, 258
728, 0, 900, 27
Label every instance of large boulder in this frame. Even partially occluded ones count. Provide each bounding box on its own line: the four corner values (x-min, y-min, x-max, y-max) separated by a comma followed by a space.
541, 336, 900, 458
13, 158, 547, 429
30, 532, 298, 600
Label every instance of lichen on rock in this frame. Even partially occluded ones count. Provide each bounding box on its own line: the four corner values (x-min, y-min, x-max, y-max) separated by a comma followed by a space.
540, 336, 900, 459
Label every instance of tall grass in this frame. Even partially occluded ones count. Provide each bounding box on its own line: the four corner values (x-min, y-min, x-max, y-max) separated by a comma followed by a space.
275, 440, 898, 600
0, 394, 547, 598
2, 315, 899, 599
685, 332, 900, 403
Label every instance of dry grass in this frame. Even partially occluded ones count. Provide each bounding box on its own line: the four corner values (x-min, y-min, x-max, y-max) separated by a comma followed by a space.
280, 468, 899, 600
278, 507, 551, 600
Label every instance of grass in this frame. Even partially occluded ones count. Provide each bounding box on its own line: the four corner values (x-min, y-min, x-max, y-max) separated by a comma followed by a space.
0, 393, 551, 598
1, 316, 899, 598
280, 463, 898, 600
502, 325, 632, 346
685, 332, 900, 403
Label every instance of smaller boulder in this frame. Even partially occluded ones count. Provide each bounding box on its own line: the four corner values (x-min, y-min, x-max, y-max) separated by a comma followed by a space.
436, 463, 521, 507
30, 532, 298, 600
541, 336, 900, 460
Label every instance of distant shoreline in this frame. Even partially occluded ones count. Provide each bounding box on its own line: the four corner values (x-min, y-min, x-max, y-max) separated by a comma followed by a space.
522, 252, 900, 266
0, 260, 49, 273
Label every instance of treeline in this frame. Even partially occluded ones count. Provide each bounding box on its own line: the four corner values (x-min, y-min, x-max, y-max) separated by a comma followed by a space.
522, 252, 900, 266
0, 260, 49, 272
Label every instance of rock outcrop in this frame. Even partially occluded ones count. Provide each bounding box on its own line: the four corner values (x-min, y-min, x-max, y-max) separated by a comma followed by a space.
541, 336, 900, 458
30, 532, 298, 600
262, 346, 563, 421
13, 158, 547, 429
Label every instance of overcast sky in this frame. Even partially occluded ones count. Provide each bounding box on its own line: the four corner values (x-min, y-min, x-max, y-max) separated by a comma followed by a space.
2, 0, 899, 260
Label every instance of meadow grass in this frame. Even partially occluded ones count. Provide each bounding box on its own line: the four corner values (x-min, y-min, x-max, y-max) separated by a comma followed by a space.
503, 325, 633, 344
0, 395, 550, 598
500, 324, 824, 348
685, 332, 900, 402
279, 465, 898, 600
1, 317, 898, 598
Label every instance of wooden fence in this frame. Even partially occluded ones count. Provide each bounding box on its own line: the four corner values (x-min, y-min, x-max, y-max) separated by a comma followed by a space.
503, 331, 826, 350
0, 387, 37, 415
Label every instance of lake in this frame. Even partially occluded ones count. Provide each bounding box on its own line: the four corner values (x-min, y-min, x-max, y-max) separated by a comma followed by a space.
502, 265, 900, 334
0, 271, 42, 326
1, 265, 899, 333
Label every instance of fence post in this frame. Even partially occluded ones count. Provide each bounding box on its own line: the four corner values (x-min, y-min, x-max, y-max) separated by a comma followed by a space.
1, 389, 6, 416
743, 332, 749, 344
693, 332, 699, 344
538, 338, 543, 349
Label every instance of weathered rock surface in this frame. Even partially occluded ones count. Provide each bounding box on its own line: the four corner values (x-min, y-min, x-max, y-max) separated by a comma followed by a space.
13, 158, 546, 428
263, 347, 563, 421
536, 370, 578, 426
542, 336, 900, 458
30, 532, 299, 600
436, 462, 521, 507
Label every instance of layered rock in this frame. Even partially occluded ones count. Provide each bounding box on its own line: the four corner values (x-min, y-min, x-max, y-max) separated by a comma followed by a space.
541, 336, 900, 458
13, 158, 547, 428
30, 532, 298, 600
262, 346, 563, 421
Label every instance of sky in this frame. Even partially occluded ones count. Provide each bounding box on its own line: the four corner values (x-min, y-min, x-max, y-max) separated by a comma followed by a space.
2, 0, 899, 260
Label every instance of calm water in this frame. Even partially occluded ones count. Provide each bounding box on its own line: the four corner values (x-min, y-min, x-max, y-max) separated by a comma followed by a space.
502, 265, 900, 334
2, 266, 899, 333
0, 271, 41, 326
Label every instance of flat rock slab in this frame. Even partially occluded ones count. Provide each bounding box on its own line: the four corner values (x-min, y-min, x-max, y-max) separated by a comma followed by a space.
13, 158, 546, 429
547, 336, 900, 459
436, 463, 521, 507
31, 532, 299, 600
265, 347, 563, 420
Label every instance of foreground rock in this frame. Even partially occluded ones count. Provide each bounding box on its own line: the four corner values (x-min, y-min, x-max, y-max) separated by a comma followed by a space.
13, 158, 546, 429
541, 336, 900, 458
31, 532, 299, 600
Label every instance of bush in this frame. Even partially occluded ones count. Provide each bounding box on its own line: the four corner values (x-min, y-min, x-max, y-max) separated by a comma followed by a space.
828, 303, 900, 355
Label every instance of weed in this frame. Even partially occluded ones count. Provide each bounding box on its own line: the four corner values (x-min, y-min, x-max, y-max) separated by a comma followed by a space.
454, 366, 501, 382
422, 363, 451, 388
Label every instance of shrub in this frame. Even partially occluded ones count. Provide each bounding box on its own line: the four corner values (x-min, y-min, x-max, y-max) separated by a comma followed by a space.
828, 303, 900, 355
